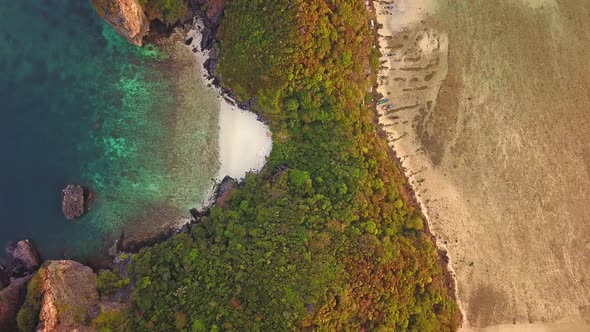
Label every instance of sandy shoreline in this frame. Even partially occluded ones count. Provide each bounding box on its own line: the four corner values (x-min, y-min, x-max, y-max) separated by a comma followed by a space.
115, 24, 273, 251
373, 0, 467, 322
185, 22, 272, 183
373, 0, 590, 330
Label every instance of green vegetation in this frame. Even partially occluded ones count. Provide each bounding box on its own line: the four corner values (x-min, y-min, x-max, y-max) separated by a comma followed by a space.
92, 308, 133, 332
138, 0, 189, 24
17, 269, 45, 332
129, 0, 461, 330
97, 269, 130, 296
92, 0, 189, 25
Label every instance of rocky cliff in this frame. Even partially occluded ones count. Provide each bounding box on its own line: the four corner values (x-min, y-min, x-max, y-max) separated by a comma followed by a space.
92, 0, 149, 46
19, 261, 100, 332
0, 275, 33, 331
0, 240, 39, 330
7, 240, 40, 277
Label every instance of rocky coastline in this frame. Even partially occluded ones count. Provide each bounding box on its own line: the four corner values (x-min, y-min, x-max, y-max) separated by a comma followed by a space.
0, 173, 241, 330
104, 5, 259, 263
0, 240, 40, 330
114, 175, 238, 254
191, 0, 261, 113
61, 184, 88, 220
0, 1, 247, 329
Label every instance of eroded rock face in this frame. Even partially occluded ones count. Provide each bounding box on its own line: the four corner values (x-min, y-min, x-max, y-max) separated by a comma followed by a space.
205, 0, 225, 24
36, 260, 99, 332
214, 176, 237, 208
0, 265, 8, 290
7, 240, 40, 275
92, 0, 149, 46
61, 184, 85, 220
0, 275, 33, 331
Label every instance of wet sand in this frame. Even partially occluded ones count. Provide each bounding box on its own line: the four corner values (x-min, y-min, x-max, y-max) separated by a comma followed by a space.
374, 0, 590, 330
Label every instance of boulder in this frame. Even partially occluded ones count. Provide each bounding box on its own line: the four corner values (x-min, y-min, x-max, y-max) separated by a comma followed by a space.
92, 0, 150, 46
218, 176, 238, 196
61, 184, 85, 220
33, 261, 99, 332
7, 240, 40, 276
205, 0, 226, 25
214, 176, 238, 209
0, 275, 33, 331
194, 0, 226, 25
0, 264, 8, 290
200, 25, 214, 50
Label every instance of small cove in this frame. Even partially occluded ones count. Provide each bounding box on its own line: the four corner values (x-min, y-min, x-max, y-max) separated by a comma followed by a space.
0, 1, 271, 261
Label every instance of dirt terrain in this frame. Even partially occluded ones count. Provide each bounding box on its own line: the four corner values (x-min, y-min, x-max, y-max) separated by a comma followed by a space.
374, 0, 590, 330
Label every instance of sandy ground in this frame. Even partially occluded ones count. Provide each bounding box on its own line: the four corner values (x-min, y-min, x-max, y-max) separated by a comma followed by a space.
374, 0, 590, 330
118, 26, 272, 248
185, 23, 272, 182
217, 106, 273, 180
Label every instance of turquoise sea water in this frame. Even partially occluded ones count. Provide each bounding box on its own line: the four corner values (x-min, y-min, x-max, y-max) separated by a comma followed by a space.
0, 1, 220, 260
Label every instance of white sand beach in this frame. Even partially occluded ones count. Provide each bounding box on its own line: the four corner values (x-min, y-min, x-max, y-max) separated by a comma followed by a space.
185, 22, 272, 182
124, 24, 272, 236
216, 105, 272, 180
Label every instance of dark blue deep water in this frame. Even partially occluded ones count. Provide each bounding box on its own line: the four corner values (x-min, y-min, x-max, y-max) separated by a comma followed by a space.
0, 1, 220, 261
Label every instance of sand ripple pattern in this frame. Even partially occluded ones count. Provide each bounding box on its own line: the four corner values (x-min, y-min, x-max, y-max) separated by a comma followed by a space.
374, 0, 590, 330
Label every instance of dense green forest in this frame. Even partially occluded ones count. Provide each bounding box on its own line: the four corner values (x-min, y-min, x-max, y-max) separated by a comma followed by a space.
101, 0, 461, 330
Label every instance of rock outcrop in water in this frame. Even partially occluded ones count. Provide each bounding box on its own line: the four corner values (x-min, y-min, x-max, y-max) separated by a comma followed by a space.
92, 0, 149, 46
61, 184, 85, 220
202, 0, 225, 25
7, 240, 40, 276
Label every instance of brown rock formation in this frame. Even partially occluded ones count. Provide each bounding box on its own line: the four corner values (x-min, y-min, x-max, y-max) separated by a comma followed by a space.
214, 176, 237, 209
7, 240, 40, 274
92, 0, 149, 46
61, 184, 85, 220
0, 264, 9, 289
205, 0, 225, 23
0, 275, 33, 331
35, 261, 99, 332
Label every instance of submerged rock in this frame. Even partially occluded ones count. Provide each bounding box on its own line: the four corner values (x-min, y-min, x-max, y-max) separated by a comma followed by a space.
34, 261, 99, 332
92, 0, 149, 46
0, 275, 33, 331
61, 184, 85, 220
7, 240, 40, 275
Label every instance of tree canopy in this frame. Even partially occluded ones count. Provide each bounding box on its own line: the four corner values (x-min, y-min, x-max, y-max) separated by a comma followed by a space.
126, 0, 461, 330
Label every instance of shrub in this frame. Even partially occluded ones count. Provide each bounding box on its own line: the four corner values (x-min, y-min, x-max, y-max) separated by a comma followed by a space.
92, 308, 132, 332
97, 269, 130, 296
17, 268, 45, 332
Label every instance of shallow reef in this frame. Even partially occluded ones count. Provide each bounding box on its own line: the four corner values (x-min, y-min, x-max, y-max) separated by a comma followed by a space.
0, 1, 219, 260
